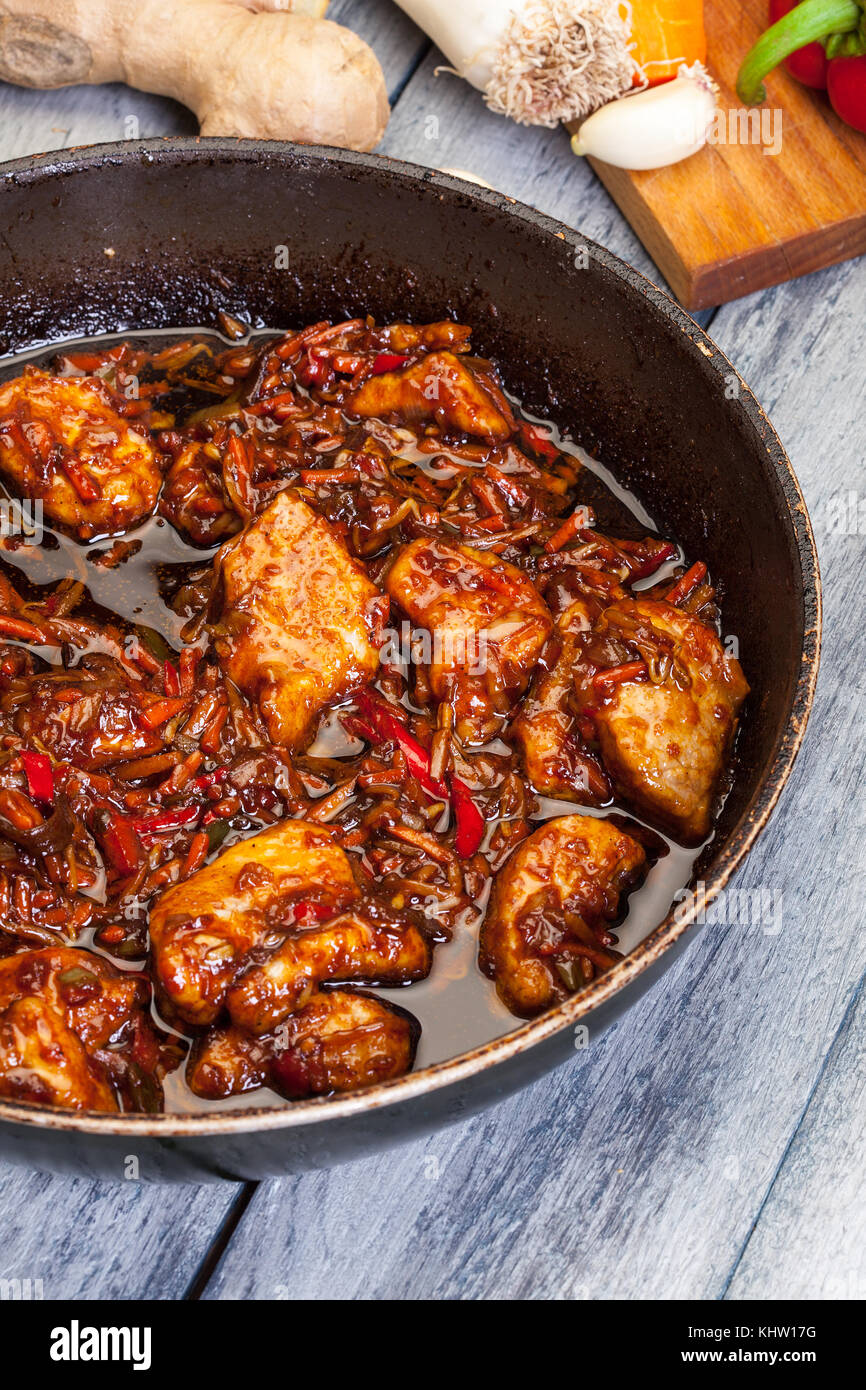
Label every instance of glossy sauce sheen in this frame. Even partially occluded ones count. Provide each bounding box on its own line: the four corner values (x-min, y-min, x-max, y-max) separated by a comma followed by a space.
0, 327, 734, 1114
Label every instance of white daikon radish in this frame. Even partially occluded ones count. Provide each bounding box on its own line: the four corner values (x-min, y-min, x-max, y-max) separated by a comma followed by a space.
394, 0, 637, 126
570, 63, 718, 169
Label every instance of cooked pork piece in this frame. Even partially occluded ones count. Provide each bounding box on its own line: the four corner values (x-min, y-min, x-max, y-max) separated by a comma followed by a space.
0, 948, 154, 1111
149, 819, 361, 1027
588, 600, 749, 843
385, 537, 552, 744
0, 368, 163, 538
513, 587, 616, 804
480, 815, 646, 1017
226, 914, 431, 1035
346, 351, 513, 440
214, 489, 383, 750
15, 671, 166, 771
0, 997, 118, 1111
187, 988, 420, 1100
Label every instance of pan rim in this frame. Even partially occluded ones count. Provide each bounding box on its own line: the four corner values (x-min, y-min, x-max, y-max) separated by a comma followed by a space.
0, 137, 822, 1137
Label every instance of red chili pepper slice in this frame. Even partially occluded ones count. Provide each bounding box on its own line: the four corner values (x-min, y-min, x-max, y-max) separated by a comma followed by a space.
285, 901, 337, 928
451, 776, 485, 857
519, 421, 560, 461
353, 691, 450, 800
163, 660, 181, 696
350, 692, 485, 856
370, 352, 411, 375
133, 806, 201, 837
192, 767, 229, 792
58, 351, 108, 373
21, 750, 54, 806
666, 561, 708, 606
626, 541, 678, 582
98, 813, 142, 876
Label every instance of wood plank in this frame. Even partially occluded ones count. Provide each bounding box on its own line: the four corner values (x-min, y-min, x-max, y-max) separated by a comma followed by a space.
724, 979, 866, 1301
587, 0, 866, 308
0, 1166, 242, 1299
199, 255, 866, 1300
0, 83, 195, 162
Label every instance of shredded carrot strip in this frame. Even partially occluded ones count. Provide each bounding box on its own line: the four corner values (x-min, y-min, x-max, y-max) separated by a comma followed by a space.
0, 614, 49, 643
182, 831, 210, 878
139, 697, 188, 730
544, 507, 593, 553
667, 562, 708, 606
593, 661, 648, 689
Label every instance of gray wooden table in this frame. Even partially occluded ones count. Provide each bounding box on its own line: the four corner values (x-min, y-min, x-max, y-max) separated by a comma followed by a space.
0, 0, 863, 1303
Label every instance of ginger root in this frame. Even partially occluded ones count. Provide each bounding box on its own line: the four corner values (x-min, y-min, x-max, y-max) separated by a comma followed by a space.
0, 0, 388, 151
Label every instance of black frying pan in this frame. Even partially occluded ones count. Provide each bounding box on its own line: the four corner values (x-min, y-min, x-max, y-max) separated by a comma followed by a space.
0, 140, 820, 1181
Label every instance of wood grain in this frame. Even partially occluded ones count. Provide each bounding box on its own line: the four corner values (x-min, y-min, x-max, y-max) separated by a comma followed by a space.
725, 979, 866, 1300
0, 1169, 242, 1300
585, 0, 866, 308
0, 0, 862, 1304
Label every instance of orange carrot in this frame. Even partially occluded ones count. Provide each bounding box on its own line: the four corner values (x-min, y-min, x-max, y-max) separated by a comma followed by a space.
629, 0, 707, 87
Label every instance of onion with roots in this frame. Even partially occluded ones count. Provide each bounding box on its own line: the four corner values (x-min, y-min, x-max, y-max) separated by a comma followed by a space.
395, 0, 640, 127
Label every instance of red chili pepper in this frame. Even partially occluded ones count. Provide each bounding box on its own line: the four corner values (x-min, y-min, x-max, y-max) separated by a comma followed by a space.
58, 351, 108, 372
827, 52, 866, 130
738, 0, 865, 133
370, 352, 410, 375
450, 776, 485, 857
285, 901, 337, 927
192, 767, 229, 792
297, 355, 332, 388
20, 750, 54, 806
349, 692, 485, 855
626, 540, 678, 582
133, 806, 200, 837
98, 813, 142, 876
768, 0, 831, 85
353, 691, 450, 800
519, 421, 560, 461
163, 660, 181, 697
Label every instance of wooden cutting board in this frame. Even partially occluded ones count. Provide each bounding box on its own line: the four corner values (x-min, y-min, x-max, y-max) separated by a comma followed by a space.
585, 0, 866, 308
